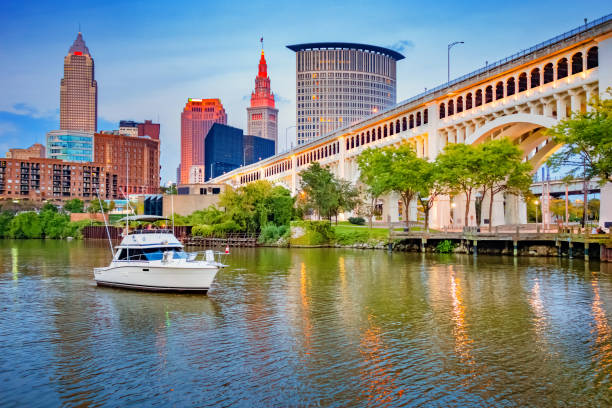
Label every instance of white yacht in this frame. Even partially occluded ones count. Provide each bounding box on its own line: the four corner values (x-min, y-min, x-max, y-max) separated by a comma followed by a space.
93, 216, 226, 293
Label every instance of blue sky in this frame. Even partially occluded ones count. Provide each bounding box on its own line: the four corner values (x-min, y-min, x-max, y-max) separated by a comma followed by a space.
1, 0, 610, 183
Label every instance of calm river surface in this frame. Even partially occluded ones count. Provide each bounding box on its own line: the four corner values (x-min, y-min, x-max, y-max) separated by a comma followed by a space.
2, 240, 612, 407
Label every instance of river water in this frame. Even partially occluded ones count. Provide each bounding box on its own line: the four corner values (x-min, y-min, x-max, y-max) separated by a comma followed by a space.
1, 240, 612, 407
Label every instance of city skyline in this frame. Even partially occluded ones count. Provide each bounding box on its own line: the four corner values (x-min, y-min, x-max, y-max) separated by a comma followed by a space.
1, 0, 610, 183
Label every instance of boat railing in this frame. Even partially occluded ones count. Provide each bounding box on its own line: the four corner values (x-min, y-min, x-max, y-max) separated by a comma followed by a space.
186, 250, 229, 265
128, 229, 174, 235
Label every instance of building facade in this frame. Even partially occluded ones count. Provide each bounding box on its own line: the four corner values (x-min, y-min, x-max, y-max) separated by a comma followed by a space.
119, 119, 160, 139
180, 99, 227, 184
6, 144, 45, 160
204, 124, 244, 182
247, 49, 278, 150
244, 135, 275, 166
287, 42, 404, 145
93, 132, 160, 195
60, 32, 97, 132
0, 157, 118, 201
46, 130, 94, 162
202, 124, 276, 182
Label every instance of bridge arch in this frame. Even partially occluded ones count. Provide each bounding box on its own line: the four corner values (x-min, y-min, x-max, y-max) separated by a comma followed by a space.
464, 113, 560, 172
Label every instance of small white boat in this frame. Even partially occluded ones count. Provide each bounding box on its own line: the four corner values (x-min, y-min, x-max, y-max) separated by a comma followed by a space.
93, 216, 226, 294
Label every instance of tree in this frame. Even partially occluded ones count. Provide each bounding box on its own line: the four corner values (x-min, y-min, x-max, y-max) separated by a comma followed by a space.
9, 212, 42, 239
477, 138, 532, 231
436, 143, 483, 227
415, 160, 444, 232
0, 212, 14, 238
88, 199, 111, 213
547, 92, 612, 226
299, 162, 337, 221
41, 202, 58, 213
357, 145, 429, 227
332, 179, 360, 224
63, 198, 84, 213
219, 180, 294, 232
357, 148, 391, 228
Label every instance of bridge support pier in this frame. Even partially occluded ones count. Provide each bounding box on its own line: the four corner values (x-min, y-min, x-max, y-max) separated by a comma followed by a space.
600, 182, 612, 231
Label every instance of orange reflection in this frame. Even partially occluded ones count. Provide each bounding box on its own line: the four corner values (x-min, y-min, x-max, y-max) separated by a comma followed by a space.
529, 279, 549, 345
359, 314, 403, 404
590, 272, 612, 388
300, 262, 312, 357
449, 268, 476, 370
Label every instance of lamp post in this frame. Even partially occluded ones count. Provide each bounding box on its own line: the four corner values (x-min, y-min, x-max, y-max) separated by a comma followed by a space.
448, 41, 464, 83
285, 125, 297, 153
534, 199, 539, 228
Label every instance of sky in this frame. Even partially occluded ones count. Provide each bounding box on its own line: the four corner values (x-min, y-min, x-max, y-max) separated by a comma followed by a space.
0, 0, 610, 183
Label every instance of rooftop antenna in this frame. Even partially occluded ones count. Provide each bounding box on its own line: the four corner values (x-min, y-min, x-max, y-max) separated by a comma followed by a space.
260, 36, 264, 51
584, 18, 588, 26
78, 22, 81, 32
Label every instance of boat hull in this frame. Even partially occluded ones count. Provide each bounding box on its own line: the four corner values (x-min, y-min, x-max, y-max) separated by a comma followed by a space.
93, 263, 219, 293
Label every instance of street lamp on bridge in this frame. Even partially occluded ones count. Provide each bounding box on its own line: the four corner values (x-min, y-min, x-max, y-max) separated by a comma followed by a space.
448, 41, 464, 83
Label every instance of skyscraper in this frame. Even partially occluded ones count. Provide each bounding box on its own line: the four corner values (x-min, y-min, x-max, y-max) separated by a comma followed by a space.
180, 99, 227, 184
247, 48, 278, 151
60, 32, 98, 132
287, 42, 404, 145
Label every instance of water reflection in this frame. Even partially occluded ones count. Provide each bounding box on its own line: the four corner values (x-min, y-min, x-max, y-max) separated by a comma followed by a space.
590, 271, 612, 388
2, 242, 612, 406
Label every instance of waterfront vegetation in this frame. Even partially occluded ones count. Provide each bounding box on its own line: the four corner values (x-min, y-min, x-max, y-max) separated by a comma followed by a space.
0, 202, 91, 239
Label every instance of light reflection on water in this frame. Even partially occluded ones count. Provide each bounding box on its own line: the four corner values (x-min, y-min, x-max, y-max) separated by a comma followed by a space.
1, 240, 612, 406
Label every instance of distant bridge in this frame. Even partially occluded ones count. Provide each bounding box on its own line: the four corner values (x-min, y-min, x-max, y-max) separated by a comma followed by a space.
530, 178, 602, 197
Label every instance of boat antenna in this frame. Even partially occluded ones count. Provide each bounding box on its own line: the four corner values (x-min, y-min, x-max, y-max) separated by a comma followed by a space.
171, 191, 175, 234
96, 186, 115, 257
125, 148, 129, 237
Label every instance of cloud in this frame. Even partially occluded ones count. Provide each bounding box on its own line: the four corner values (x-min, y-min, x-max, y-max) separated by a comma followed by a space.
241, 93, 291, 105
4, 103, 58, 120
388, 40, 415, 54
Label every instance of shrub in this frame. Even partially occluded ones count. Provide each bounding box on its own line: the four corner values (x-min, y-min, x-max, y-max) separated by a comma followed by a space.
435, 240, 456, 253
348, 216, 366, 225
258, 224, 281, 244
211, 220, 241, 237
192, 224, 215, 237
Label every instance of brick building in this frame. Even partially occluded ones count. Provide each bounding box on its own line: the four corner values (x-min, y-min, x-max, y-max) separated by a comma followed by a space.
6, 143, 46, 160
94, 132, 160, 195
0, 157, 118, 201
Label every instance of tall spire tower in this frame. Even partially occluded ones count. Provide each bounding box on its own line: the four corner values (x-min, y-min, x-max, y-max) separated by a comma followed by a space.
247, 41, 278, 152
60, 32, 97, 132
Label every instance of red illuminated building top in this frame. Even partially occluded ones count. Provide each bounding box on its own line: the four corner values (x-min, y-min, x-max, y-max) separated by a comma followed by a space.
250, 50, 275, 109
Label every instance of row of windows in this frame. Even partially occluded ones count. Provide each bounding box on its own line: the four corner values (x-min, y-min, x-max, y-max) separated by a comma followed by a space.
439, 47, 599, 119
264, 160, 293, 177
240, 171, 260, 184
297, 142, 341, 167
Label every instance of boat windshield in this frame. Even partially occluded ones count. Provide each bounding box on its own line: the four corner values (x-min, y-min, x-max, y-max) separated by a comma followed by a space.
116, 247, 185, 261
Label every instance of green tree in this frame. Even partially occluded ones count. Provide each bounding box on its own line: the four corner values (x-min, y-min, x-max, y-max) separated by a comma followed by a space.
219, 180, 294, 232
435, 143, 483, 227
477, 138, 532, 231
0, 211, 14, 238
9, 212, 42, 239
63, 198, 84, 213
547, 92, 612, 225
415, 160, 444, 232
357, 148, 391, 228
88, 199, 111, 213
41, 202, 58, 213
299, 162, 337, 221
357, 144, 429, 227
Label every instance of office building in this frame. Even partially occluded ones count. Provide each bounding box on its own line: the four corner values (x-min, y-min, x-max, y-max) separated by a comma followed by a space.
203, 124, 275, 182
287, 42, 404, 144
93, 132, 160, 195
118, 120, 139, 137
247, 48, 278, 150
60, 32, 98, 132
204, 124, 243, 182
180, 99, 227, 184
46, 130, 94, 162
243, 135, 275, 166
6, 144, 45, 160
0, 157, 118, 201
119, 119, 161, 139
